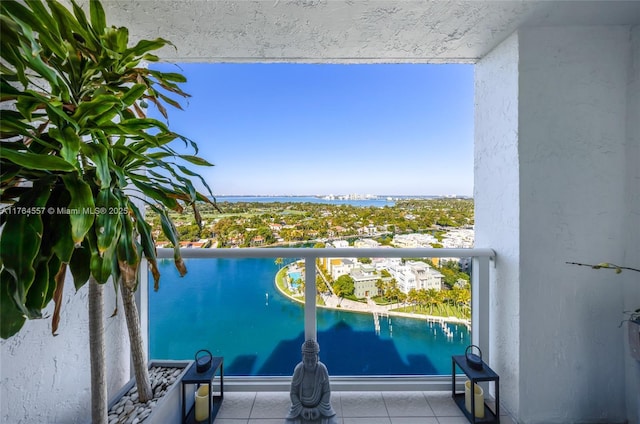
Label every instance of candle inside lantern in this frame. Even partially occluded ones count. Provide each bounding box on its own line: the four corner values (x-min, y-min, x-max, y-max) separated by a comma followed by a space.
194, 384, 210, 422
464, 380, 485, 418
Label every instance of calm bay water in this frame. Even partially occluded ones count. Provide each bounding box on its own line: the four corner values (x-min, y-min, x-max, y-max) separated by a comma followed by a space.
216, 195, 396, 207
149, 258, 470, 376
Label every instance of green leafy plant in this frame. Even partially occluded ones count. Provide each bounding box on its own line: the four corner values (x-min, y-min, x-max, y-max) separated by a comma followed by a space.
1, 1, 216, 422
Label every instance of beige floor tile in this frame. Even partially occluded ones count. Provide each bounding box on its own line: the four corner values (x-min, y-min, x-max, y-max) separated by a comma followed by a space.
247, 420, 286, 424
382, 391, 434, 417
485, 398, 509, 418
249, 392, 291, 419
213, 391, 513, 423
436, 417, 471, 424
343, 418, 391, 424
214, 419, 249, 424
340, 392, 388, 417
391, 418, 439, 424
497, 413, 516, 424
217, 392, 256, 419
329, 391, 343, 417
424, 392, 464, 417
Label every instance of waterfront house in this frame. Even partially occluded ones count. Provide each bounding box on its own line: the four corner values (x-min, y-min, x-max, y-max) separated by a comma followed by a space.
250, 235, 265, 246
350, 266, 380, 298
408, 261, 445, 292
329, 258, 357, 281
268, 223, 283, 232
353, 238, 380, 248
387, 260, 444, 294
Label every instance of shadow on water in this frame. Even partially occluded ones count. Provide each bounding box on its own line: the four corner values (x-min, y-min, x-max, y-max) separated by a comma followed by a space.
227, 354, 259, 375
257, 320, 437, 376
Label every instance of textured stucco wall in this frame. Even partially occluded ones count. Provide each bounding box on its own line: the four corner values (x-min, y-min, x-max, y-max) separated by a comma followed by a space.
97, 1, 640, 63
476, 24, 636, 424
517, 26, 630, 423
624, 24, 640, 424
474, 31, 521, 419
0, 278, 130, 424
99, 0, 539, 63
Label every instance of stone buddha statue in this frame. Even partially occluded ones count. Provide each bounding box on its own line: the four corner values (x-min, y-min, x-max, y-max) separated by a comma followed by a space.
285, 339, 338, 424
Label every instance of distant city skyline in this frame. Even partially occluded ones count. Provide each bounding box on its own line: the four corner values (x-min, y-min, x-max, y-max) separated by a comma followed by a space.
149, 63, 474, 197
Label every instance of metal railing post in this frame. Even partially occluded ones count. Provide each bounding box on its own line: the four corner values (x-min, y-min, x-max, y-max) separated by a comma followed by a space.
304, 256, 317, 341
471, 256, 491, 364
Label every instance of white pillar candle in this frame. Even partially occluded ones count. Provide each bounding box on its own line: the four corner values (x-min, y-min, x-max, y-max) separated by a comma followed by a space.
194, 385, 210, 422
464, 380, 485, 418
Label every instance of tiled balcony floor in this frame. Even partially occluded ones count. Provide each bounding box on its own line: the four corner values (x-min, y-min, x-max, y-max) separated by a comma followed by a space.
215, 391, 514, 424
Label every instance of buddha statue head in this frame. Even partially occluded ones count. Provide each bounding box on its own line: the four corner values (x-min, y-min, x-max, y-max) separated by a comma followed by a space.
301, 339, 320, 371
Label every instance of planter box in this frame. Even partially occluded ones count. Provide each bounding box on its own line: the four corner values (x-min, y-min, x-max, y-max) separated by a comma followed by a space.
104, 360, 194, 424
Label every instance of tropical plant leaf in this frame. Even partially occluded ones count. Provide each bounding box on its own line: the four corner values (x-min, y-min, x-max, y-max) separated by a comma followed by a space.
24, 0, 60, 42
80, 142, 111, 189
148, 70, 187, 83
46, 186, 75, 263
95, 189, 121, 253
0, 270, 26, 339
68, 242, 91, 290
88, 0, 106, 35
72, 94, 121, 126
0, 179, 53, 290
0, 180, 54, 320
130, 179, 182, 212
118, 117, 169, 133
46, 0, 85, 45
26, 258, 50, 312
15, 93, 45, 121
127, 38, 169, 57
120, 84, 147, 107
2, 1, 48, 37
50, 126, 81, 167
51, 263, 67, 336
1, 149, 77, 172
155, 91, 184, 111
150, 204, 186, 276
43, 254, 61, 305
179, 155, 213, 167
61, 173, 95, 244
117, 211, 138, 290
0, 115, 36, 139
130, 202, 160, 288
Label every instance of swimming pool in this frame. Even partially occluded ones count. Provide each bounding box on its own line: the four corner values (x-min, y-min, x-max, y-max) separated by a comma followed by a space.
288, 271, 302, 281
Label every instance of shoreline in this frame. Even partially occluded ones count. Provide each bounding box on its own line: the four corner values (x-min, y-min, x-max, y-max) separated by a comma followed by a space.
274, 266, 470, 327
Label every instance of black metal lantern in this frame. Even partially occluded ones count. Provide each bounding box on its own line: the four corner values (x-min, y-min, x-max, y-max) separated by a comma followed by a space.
181, 353, 224, 423
465, 345, 484, 371
195, 349, 213, 373
452, 347, 500, 423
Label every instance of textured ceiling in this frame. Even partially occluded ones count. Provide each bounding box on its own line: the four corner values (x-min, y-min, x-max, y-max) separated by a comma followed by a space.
99, 1, 640, 63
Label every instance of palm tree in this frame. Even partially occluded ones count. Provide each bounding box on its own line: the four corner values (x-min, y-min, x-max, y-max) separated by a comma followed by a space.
407, 288, 419, 310
375, 279, 386, 298
425, 289, 438, 314
416, 288, 429, 313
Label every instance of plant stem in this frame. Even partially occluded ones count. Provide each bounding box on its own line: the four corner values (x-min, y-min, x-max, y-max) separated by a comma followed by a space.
121, 282, 153, 402
89, 276, 107, 424
565, 262, 640, 273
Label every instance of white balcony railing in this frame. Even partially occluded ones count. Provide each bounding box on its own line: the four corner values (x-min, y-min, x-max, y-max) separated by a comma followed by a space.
149, 247, 495, 391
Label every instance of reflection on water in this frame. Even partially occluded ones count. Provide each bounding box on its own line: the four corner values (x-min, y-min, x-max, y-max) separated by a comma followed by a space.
149, 258, 469, 376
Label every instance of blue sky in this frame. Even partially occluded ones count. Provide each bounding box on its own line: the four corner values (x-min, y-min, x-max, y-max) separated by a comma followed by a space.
149, 63, 474, 197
